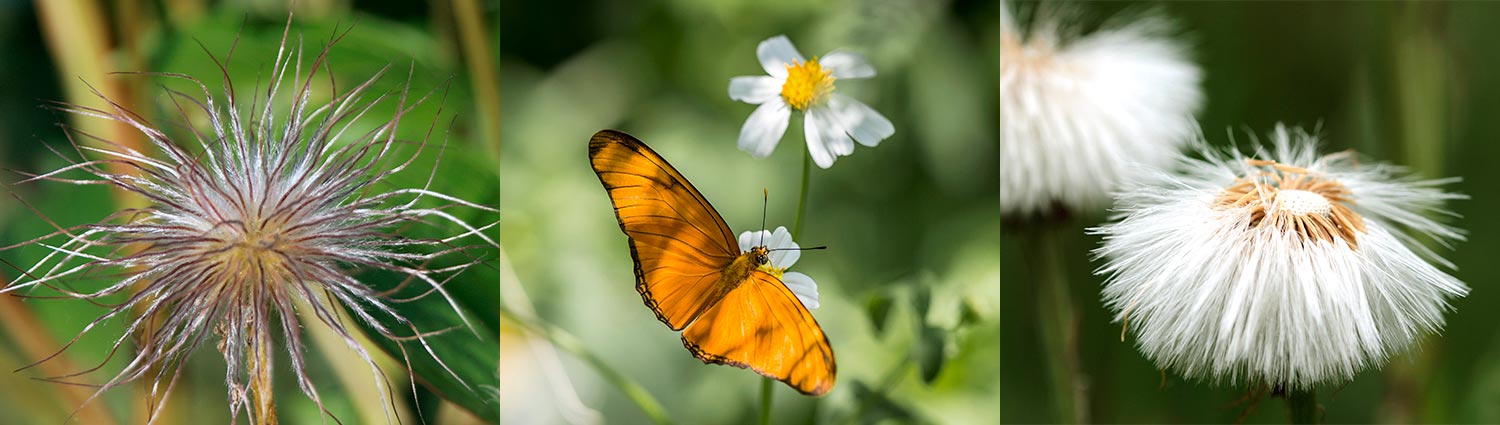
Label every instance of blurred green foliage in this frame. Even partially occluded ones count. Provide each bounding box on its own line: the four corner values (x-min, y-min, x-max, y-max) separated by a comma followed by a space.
0, 0, 497, 423
1003, 2, 1500, 423
498, 0, 998, 423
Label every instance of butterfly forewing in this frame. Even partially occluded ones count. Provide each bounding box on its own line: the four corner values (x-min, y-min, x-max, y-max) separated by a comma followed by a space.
589, 130, 740, 330
681, 270, 836, 395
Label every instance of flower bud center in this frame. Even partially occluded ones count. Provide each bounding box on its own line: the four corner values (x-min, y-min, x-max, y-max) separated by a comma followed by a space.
781, 58, 835, 111
1276, 189, 1332, 217
1216, 159, 1367, 249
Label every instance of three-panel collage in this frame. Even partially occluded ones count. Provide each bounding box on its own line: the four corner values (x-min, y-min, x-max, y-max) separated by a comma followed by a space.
0, 0, 1000, 424
28, 0, 1500, 424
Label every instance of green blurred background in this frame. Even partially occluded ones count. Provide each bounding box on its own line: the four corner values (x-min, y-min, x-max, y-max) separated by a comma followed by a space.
1002, 1, 1500, 424
0, 0, 498, 423
498, 0, 998, 424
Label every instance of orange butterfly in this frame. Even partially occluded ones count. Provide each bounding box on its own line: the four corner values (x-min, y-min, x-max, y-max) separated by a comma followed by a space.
588, 129, 836, 396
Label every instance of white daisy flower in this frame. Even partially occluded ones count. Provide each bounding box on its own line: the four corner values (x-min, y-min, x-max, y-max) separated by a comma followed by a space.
729, 35, 894, 169
739, 226, 819, 309
1092, 125, 1468, 389
1001, 2, 1203, 218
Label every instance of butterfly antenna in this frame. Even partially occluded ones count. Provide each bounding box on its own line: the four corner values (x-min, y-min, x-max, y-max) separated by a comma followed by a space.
760, 188, 769, 247
771, 245, 827, 252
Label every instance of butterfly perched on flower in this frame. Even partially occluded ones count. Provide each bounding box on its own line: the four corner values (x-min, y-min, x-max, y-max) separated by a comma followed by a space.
588, 129, 836, 395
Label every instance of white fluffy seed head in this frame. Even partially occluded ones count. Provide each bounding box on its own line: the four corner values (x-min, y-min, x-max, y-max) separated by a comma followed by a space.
1091, 124, 1468, 390
1001, 1, 1204, 219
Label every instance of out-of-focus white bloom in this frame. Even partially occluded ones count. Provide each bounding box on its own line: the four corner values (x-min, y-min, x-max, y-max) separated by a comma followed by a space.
1092, 125, 1468, 389
1001, 2, 1203, 217
739, 226, 819, 309
729, 35, 894, 169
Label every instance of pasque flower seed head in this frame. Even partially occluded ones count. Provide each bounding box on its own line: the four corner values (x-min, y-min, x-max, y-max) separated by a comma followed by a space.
4, 20, 497, 422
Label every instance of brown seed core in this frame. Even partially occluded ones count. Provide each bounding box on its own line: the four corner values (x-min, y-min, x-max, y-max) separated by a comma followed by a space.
1215, 159, 1367, 249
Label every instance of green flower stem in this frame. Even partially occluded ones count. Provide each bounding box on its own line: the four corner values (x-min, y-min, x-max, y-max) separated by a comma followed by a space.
1287, 387, 1317, 424
766, 146, 814, 425
1025, 223, 1087, 424
792, 146, 813, 239
759, 378, 774, 425
499, 307, 672, 425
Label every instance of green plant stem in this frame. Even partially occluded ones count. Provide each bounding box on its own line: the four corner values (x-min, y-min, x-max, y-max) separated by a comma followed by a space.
759, 378, 774, 425
768, 146, 814, 425
792, 148, 812, 239
499, 307, 672, 425
1287, 387, 1317, 424
1026, 224, 1086, 424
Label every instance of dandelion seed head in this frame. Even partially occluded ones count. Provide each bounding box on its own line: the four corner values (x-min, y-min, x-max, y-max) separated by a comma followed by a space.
1000, 2, 1203, 218
1092, 125, 1467, 389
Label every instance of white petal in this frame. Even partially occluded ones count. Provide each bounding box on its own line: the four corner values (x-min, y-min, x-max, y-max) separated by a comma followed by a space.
820, 50, 875, 79
728, 76, 782, 104
738, 99, 790, 158
829, 94, 894, 147
738, 230, 766, 252
803, 109, 837, 169
782, 272, 820, 310
767, 226, 799, 267
758, 35, 805, 79
811, 105, 855, 157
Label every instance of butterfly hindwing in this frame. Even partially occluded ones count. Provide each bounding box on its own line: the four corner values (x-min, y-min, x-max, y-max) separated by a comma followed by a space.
680, 270, 836, 396
589, 130, 741, 330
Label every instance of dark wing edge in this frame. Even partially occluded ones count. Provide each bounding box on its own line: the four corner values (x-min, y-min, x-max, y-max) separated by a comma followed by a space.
679, 271, 837, 396
588, 130, 740, 330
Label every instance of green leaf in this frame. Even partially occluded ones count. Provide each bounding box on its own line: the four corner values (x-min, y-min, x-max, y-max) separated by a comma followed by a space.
913, 324, 948, 384
849, 381, 916, 424
958, 298, 983, 328
354, 268, 498, 423
913, 285, 932, 319
865, 292, 894, 334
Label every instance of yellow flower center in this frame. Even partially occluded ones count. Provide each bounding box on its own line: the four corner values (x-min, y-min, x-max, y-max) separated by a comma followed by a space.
757, 262, 788, 279
781, 57, 835, 111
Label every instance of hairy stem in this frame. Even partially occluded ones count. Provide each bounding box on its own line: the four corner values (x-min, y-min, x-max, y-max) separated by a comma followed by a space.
1287, 387, 1317, 424
1026, 223, 1088, 424
251, 338, 277, 425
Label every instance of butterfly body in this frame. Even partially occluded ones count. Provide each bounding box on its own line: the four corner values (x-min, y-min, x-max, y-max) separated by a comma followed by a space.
589, 130, 836, 396
717, 246, 768, 290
